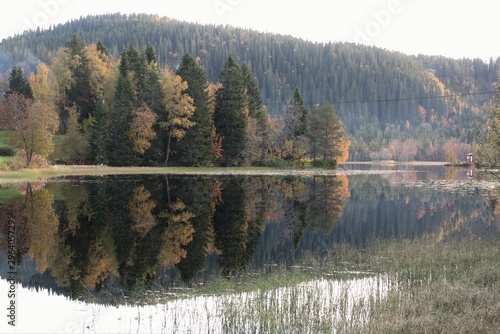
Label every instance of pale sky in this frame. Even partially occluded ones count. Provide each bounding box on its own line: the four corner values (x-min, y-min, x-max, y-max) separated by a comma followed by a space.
1, 0, 499, 60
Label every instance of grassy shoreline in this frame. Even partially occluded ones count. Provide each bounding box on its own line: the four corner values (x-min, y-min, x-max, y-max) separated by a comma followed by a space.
0, 160, 452, 181
0, 164, 346, 181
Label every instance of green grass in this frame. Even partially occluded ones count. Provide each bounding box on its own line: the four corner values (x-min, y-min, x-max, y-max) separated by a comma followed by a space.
0, 187, 21, 204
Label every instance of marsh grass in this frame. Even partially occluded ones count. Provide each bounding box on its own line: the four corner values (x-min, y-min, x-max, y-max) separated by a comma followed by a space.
33, 235, 498, 333
357, 236, 500, 333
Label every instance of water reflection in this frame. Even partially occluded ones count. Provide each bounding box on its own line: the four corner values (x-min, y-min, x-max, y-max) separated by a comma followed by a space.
0, 169, 498, 302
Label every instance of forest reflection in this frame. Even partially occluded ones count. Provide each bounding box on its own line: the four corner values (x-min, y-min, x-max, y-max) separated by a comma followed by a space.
0, 175, 350, 298
1, 171, 498, 301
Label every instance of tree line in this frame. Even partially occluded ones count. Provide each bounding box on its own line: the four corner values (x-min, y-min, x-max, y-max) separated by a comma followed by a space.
0, 34, 349, 167
1, 13, 498, 161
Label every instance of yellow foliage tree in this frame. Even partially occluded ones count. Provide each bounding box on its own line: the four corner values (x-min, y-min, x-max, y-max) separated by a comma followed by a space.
160, 69, 195, 165
158, 199, 195, 267
128, 102, 157, 155
1, 93, 59, 167
28, 62, 58, 105
128, 185, 157, 237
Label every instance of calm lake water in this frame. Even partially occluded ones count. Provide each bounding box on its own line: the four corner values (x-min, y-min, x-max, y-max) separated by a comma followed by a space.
0, 165, 499, 332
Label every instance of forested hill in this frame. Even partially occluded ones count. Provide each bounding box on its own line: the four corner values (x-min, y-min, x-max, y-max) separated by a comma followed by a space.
1, 13, 499, 159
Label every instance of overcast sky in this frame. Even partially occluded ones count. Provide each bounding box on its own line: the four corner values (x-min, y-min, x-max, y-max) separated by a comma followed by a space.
1, 0, 499, 60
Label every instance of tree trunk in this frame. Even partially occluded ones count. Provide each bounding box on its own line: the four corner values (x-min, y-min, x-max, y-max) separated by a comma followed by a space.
164, 134, 172, 166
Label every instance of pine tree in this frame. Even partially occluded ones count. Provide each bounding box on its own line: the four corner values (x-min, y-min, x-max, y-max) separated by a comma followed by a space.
66, 34, 96, 122
88, 98, 108, 164
142, 55, 166, 165
214, 55, 247, 166
241, 63, 262, 118
284, 87, 308, 140
124, 44, 147, 101
7, 66, 33, 99
96, 40, 109, 58
175, 53, 212, 166
108, 65, 138, 166
144, 43, 157, 65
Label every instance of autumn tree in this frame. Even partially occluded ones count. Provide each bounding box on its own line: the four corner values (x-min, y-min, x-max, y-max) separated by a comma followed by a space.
307, 104, 347, 166
479, 83, 500, 167
28, 63, 58, 105
128, 102, 157, 155
158, 198, 195, 268
214, 55, 247, 166
61, 106, 89, 163
22, 184, 58, 273
160, 69, 195, 166
128, 185, 157, 238
1, 93, 59, 167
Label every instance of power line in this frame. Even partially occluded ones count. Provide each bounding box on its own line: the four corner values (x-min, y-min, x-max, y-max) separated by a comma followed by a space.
263, 90, 496, 106
333, 91, 495, 105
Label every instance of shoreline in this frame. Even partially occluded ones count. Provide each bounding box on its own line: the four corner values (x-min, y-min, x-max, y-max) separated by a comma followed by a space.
0, 161, 452, 182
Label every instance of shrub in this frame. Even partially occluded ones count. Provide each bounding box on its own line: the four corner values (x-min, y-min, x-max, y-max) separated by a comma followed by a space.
312, 159, 337, 169
0, 147, 15, 156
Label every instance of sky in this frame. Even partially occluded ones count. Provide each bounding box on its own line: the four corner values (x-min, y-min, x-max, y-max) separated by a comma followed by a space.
1, 0, 499, 60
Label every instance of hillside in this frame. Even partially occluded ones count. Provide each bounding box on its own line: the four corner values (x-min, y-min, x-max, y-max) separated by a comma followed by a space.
0, 13, 499, 160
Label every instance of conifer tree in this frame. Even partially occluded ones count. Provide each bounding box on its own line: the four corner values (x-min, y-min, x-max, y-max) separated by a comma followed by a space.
307, 104, 345, 165
284, 87, 308, 140
66, 34, 95, 122
214, 55, 247, 166
88, 98, 108, 164
142, 46, 166, 165
107, 57, 138, 166
7, 66, 33, 99
241, 63, 262, 118
175, 53, 212, 166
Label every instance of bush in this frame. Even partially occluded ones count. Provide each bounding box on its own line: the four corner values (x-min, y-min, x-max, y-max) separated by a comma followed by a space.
312, 159, 337, 169
0, 147, 15, 156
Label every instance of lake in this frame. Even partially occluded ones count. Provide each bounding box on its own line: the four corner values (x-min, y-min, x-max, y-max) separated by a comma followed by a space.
0, 165, 498, 333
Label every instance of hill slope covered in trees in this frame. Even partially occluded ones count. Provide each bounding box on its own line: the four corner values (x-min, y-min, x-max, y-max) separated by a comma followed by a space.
0, 13, 498, 161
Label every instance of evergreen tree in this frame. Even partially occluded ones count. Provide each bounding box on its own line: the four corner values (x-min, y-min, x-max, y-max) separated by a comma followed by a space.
284, 87, 308, 140
241, 63, 262, 118
108, 65, 138, 166
96, 40, 109, 58
66, 34, 96, 121
214, 55, 247, 166
88, 98, 108, 164
124, 44, 147, 101
7, 66, 33, 99
144, 43, 157, 65
175, 53, 212, 166
143, 56, 166, 165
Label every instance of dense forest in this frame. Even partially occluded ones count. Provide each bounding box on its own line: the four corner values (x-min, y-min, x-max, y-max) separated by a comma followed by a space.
0, 13, 499, 161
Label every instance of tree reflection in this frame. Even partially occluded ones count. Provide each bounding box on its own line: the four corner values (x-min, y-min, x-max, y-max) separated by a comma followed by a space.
0, 174, 352, 299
